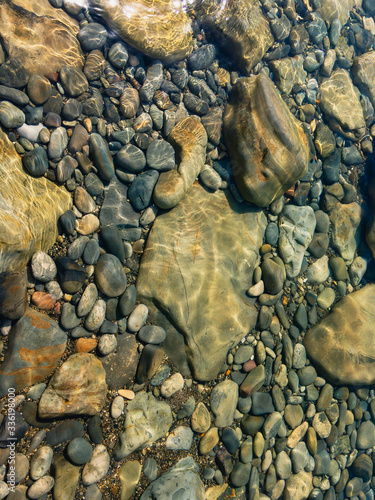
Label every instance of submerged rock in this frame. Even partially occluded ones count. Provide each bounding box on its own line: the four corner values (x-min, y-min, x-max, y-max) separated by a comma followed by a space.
196, 0, 274, 74
114, 391, 172, 460
137, 183, 266, 380
0, 0, 84, 75
0, 129, 71, 272
90, 0, 193, 62
304, 284, 375, 385
38, 353, 107, 419
319, 69, 366, 136
224, 74, 310, 207
140, 457, 205, 499
0, 308, 67, 397
153, 116, 207, 209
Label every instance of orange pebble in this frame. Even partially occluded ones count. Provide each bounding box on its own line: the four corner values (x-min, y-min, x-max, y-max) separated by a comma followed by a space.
31, 291, 56, 310
76, 338, 98, 353
285, 185, 295, 198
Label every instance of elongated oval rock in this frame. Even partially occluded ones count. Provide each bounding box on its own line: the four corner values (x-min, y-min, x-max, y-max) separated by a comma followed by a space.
89, 133, 115, 182
90, 0, 193, 62
223, 73, 310, 207
153, 116, 207, 209
138, 182, 266, 380
304, 284, 375, 385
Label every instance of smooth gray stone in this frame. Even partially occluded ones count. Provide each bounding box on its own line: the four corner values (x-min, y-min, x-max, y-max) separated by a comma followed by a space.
140, 457, 205, 499
100, 177, 140, 229
89, 134, 114, 181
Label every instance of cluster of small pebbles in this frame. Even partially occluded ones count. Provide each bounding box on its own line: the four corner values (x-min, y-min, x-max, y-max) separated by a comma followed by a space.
1, 0, 375, 499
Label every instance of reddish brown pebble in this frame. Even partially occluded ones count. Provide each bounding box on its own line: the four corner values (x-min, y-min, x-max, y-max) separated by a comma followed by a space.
46, 73, 59, 82
76, 338, 98, 353
260, 243, 271, 255
243, 359, 256, 372
54, 302, 61, 315
285, 185, 295, 198
31, 291, 56, 310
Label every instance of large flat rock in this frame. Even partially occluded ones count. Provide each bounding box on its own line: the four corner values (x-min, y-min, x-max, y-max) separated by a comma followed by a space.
0, 129, 72, 272
196, 0, 274, 74
90, 0, 193, 63
0, 0, 84, 75
137, 182, 266, 381
319, 68, 365, 136
224, 74, 310, 207
304, 284, 375, 385
0, 308, 67, 397
352, 50, 375, 109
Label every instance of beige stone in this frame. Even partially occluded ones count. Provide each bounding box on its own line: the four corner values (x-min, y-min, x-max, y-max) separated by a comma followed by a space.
137, 183, 266, 381
38, 353, 107, 419
352, 51, 375, 109
304, 284, 375, 385
317, 0, 352, 26
0, 129, 72, 272
0, 0, 84, 75
224, 74, 310, 207
319, 69, 366, 134
284, 471, 313, 500
90, 0, 193, 62
153, 116, 207, 209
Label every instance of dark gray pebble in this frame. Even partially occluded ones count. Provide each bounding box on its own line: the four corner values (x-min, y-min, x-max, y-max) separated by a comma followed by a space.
108, 43, 128, 69
118, 285, 136, 317
188, 44, 216, 71
89, 133, 115, 182
100, 225, 125, 263
22, 147, 48, 177
60, 303, 81, 330
78, 23, 107, 51
0, 59, 29, 88
146, 139, 175, 171
85, 173, 104, 197
83, 239, 101, 265
87, 415, 103, 444
128, 169, 159, 211
138, 325, 166, 344
67, 437, 93, 465
59, 65, 89, 98
62, 99, 83, 121
95, 253, 127, 297
0, 85, 29, 106
59, 210, 76, 235
183, 93, 209, 115
115, 144, 146, 173
46, 421, 84, 447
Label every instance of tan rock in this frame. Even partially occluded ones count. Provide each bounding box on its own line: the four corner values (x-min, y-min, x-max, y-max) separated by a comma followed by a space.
38, 353, 107, 419
284, 471, 313, 500
0, 129, 72, 273
330, 202, 361, 264
304, 284, 375, 385
75, 338, 98, 353
119, 461, 142, 500
319, 69, 366, 135
317, 0, 354, 26
224, 73, 310, 207
90, 0, 193, 62
75, 214, 100, 236
196, 0, 273, 74
153, 116, 207, 209
0, 0, 84, 75
286, 422, 309, 449
137, 183, 266, 381
352, 50, 375, 109
199, 427, 219, 455
31, 291, 56, 310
